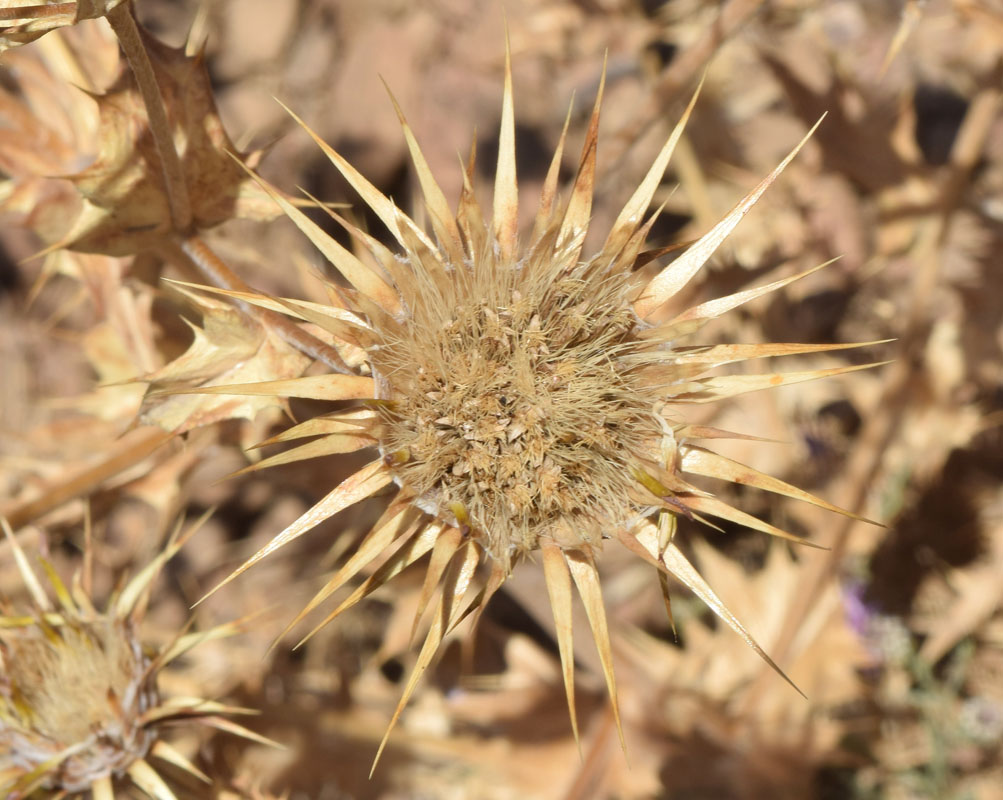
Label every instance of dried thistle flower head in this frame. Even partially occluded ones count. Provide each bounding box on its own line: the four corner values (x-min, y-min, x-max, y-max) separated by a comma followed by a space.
189, 49, 882, 764
378, 213, 658, 567
1, 615, 156, 793
0, 515, 273, 799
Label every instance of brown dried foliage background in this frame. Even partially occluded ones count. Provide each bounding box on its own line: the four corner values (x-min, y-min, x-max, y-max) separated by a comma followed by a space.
1, 1, 1002, 798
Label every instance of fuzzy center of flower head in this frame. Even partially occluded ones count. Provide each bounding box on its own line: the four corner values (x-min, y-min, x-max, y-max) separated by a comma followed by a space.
373, 255, 661, 565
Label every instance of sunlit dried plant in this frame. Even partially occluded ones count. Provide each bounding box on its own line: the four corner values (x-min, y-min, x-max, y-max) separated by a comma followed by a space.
0, 515, 272, 799
0, 0, 125, 51
175, 50, 882, 765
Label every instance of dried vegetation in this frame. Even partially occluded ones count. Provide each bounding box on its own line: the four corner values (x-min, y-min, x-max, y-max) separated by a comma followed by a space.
1, 0, 1002, 798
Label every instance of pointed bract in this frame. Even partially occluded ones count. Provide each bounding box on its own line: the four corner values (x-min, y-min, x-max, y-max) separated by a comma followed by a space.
541, 540, 580, 747
493, 37, 519, 262
634, 116, 826, 320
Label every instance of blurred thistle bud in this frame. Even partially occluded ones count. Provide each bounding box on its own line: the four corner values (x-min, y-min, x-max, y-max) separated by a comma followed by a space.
0, 514, 277, 799
0, 616, 157, 792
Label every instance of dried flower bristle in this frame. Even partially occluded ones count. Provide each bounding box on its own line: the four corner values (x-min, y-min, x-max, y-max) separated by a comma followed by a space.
376, 238, 658, 568
0, 515, 273, 800
182, 47, 884, 767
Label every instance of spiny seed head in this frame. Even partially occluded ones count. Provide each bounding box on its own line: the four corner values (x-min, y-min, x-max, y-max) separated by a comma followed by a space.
0, 514, 272, 798
376, 248, 659, 567
194, 52, 882, 768
0, 617, 156, 792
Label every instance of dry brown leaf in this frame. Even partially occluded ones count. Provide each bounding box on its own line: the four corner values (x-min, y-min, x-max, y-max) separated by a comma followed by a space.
623, 540, 866, 749
919, 516, 1003, 663
0, 26, 114, 246
59, 28, 286, 255
761, 51, 908, 194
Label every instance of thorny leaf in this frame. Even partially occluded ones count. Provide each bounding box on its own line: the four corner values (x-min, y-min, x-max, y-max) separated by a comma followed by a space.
0, 25, 111, 245
140, 289, 311, 434
615, 541, 868, 795
761, 51, 909, 194
0, 0, 125, 51
73, 293, 154, 422
59, 27, 287, 255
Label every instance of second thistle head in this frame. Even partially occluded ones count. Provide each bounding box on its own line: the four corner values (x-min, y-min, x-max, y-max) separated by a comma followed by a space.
1, 616, 157, 792
0, 515, 275, 799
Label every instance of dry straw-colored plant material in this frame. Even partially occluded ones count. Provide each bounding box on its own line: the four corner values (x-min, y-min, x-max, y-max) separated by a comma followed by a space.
52, 27, 285, 257
0, 514, 274, 799
0, 1, 125, 51
0, 2, 284, 258
139, 286, 311, 434
179, 46, 884, 766
0, 4, 342, 534
6, 0, 1003, 795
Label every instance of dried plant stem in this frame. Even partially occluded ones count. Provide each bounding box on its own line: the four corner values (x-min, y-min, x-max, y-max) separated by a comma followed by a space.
107, 1, 192, 231
906, 73, 1003, 329
167, 236, 352, 375
0, 4, 75, 20
0, 427, 172, 530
